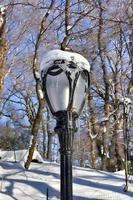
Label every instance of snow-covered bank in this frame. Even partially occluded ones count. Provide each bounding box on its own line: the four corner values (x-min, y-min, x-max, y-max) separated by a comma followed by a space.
0, 150, 44, 166
0, 150, 133, 200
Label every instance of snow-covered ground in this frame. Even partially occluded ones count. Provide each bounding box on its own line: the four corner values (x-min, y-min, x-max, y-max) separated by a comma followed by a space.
0, 150, 133, 200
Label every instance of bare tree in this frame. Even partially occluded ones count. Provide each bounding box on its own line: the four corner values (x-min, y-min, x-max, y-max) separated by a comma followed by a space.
25, 0, 55, 169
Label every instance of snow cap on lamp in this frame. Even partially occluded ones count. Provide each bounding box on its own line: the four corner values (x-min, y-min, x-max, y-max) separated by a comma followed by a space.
40, 49, 90, 73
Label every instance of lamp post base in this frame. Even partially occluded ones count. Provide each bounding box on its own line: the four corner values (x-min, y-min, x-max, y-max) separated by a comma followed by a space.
55, 111, 77, 200
60, 153, 73, 200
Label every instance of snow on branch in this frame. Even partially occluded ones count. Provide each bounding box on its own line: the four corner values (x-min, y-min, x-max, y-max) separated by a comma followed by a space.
0, 5, 6, 15
34, 70, 41, 80
86, 108, 118, 125
38, 89, 44, 99
120, 97, 131, 105
0, 5, 6, 31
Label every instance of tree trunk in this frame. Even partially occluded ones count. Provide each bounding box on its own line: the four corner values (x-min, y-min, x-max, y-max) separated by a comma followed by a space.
46, 131, 52, 160
0, 6, 7, 98
89, 138, 96, 168
42, 117, 47, 158
45, 109, 52, 160
24, 2, 55, 168
97, 1, 110, 171
87, 92, 97, 169
127, 2, 133, 96
25, 81, 44, 169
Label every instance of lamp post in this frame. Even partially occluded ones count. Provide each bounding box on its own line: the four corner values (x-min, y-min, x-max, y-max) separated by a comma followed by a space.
40, 49, 90, 200
122, 97, 131, 192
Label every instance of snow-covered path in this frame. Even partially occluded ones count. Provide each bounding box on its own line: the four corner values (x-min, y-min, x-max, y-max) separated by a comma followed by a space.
0, 151, 133, 200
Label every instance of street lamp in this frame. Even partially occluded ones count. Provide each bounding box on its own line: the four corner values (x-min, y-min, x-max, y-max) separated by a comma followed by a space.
40, 49, 90, 200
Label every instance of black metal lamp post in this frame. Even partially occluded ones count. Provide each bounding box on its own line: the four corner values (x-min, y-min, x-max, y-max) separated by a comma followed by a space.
40, 50, 90, 200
